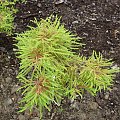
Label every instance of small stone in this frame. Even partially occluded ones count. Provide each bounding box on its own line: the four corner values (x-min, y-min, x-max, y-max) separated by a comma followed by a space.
89, 17, 96, 20
48, 112, 51, 116
107, 41, 112, 45
39, 11, 42, 13
72, 20, 79, 24
111, 110, 114, 113
37, 3, 42, 7
83, 32, 88, 36
115, 80, 120, 84
88, 101, 98, 110
110, 50, 115, 53
8, 56, 11, 59
5, 77, 12, 83
113, 87, 118, 91
5, 98, 13, 105
1, 84, 4, 89
18, 114, 25, 120
110, 102, 114, 105
104, 92, 109, 100
55, 0, 65, 5
15, 70, 18, 75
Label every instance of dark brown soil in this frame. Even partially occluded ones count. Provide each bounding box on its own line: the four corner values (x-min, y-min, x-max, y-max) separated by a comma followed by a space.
0, 0, 120, 120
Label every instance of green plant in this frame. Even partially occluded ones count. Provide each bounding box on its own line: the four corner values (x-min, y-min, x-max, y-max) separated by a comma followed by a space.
0, 4, 15, 34
15, 15, 119, 119
64, 51, 119, 99
15, 15, 80, 118
0, 0, 26, 35
79, 51, 118, 95
0, 0, 25, 5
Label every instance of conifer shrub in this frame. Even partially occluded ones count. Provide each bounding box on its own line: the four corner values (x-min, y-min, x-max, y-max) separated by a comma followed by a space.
15, 15, 119, 119
0, 0, 26, 34
0, 4, 15, 35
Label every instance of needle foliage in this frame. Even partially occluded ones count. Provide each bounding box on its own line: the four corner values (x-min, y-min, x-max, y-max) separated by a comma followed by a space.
15, 15, 119, 119
0, 0, 26, 34
0, 4, 14, 35
0, 0, 25, 5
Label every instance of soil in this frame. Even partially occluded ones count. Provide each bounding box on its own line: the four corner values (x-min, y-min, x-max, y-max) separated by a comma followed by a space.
0, 0, 120, 120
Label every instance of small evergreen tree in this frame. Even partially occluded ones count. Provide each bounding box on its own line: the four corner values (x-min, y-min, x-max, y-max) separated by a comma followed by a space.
15, 15, 119, 119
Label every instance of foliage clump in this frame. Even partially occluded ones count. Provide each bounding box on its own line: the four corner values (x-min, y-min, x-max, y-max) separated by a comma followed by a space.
15, 15, 119, 119
0, 4, 15, 34
0, 0, 25, 5
0, 0, 26, 35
